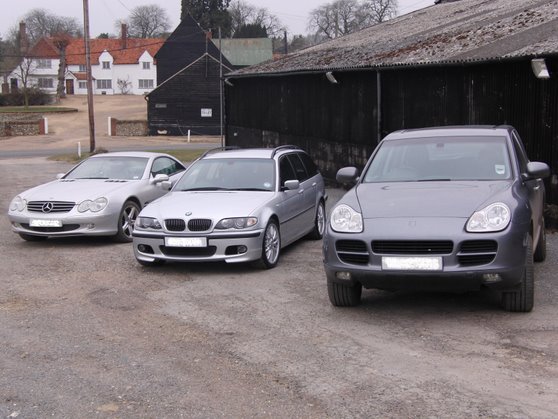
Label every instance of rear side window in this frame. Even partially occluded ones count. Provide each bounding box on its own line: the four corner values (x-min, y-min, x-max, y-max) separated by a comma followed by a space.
298, 152, 319, 177
287, 154, 310, 182
152, 157, 185, 177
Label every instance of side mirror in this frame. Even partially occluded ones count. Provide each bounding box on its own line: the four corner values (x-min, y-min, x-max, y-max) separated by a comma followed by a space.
150, 174, 169, 185
283, 179, 300, 191
336, 167, 360, 184
159, 180, 172, 191
524, 162, 550, 180
56, 173, 65, 180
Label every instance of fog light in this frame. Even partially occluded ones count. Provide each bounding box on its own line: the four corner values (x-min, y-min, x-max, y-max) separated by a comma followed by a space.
483, 273, 502, 283
86, 223, 95, 229
336, 271, 352, 281
238, 245, 247, 254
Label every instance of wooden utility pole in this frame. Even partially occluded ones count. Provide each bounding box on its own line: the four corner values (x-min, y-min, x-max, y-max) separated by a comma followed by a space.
82, 0, 96, 152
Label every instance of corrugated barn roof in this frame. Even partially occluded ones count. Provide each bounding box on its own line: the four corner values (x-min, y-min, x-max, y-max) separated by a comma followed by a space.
231, 0, 558, 76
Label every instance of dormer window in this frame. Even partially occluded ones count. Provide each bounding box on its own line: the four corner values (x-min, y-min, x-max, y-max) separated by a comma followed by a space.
142, 62, 150, 70
102, 61, 111, 69
36, 59, 51, 69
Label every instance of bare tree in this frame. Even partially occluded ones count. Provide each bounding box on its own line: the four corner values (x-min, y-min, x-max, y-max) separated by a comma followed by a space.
308, 0, 397, 39
11, 8, 81, 44
359, 0, 398, 24
229, 0, 284, 38
12, 57, 35, 108
125, 4, 171, 38
51, 35, 71, 102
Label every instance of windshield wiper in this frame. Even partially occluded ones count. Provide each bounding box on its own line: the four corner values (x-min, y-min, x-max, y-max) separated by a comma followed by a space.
179, 187, 231, 191
416, 178, 452, 182
231, 187, 270, 191
74, 177, 109, 179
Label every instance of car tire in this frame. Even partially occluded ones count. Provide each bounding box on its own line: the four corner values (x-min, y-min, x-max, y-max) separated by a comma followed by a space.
260, 219, 280, 269
501, 236, 534, 312
114, 200, 140, 243
19, 233, 48, 242
327, 278, 362, 307
533, 219, 546, 262
307, 200, 326, 240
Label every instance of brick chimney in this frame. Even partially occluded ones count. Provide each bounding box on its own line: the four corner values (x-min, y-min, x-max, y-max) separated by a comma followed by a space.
19, 21, 29, 54
121, 23, 127, 49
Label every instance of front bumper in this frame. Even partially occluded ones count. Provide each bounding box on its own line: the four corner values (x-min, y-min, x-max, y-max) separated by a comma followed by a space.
132, 229, 264, 264
9, 211, 118, 238
323, 219, 528, 292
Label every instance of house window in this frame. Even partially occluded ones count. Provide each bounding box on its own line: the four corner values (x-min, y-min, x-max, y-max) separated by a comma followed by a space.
36, 59, 52, 69
96, 79, 112, 89
79, 65, 86, 72
139, 79, 154, 89
102, 61, 111, 69
37, 78, 54, 88
142, 62, 150, 70
78, 81, 87, 89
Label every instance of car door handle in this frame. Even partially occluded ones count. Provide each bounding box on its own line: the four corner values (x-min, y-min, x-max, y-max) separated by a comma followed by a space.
312, 182, 317, 187
298, 189, 304, 194
533, 186, 540, 191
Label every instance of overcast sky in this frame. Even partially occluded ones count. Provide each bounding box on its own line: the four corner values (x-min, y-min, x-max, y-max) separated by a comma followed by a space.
0, 0, 435, 39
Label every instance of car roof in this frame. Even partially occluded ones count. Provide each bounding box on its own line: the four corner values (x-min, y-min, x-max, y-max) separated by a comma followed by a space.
201, 146, 303, 160
88, 151, 170, 159
383, 125, 514, 141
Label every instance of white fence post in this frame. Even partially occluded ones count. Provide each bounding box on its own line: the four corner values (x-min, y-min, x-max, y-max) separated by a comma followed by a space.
108, 117, 112, 136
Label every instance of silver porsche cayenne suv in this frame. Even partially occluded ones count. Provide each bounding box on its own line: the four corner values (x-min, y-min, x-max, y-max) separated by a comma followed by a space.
132, 146, 327, 268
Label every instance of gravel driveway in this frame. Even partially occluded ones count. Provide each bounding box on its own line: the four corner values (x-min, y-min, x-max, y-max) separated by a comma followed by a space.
1, 157, 557, 418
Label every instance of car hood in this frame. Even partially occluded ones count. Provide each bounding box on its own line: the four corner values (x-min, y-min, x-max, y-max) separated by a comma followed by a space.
145, 191, 274, 219
356, 181, 513, 218
20, 179, 137, 202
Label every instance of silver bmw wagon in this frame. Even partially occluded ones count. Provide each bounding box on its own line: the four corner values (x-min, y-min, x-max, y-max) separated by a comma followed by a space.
133, 146, 326, 268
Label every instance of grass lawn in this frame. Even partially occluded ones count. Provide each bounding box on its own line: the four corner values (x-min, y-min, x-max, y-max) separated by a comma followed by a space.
48, 149, 206, 164
0, 106, 78, 113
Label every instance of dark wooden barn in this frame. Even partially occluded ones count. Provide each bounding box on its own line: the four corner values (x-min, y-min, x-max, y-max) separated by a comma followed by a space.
147, 14, 234, 136
224, 0, 558, 203
147, 15, 272, 136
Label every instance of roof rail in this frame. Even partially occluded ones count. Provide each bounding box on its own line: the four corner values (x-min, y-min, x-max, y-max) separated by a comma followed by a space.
271, 145, 300, 158
199, 146, 241, 159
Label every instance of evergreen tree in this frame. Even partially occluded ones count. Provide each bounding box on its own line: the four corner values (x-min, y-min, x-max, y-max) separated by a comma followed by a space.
181, 0, 232, 37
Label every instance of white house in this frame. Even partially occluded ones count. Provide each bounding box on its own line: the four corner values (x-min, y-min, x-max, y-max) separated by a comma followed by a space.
9, 25, 164, 96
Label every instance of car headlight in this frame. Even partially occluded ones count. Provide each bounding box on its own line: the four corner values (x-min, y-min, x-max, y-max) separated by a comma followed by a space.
77, 197, 108, 213
215, 217, 258, 230
330, 204, 363, 233
9, 196, 27, 212
466, 203, 511, 232
136, 217, 162, 230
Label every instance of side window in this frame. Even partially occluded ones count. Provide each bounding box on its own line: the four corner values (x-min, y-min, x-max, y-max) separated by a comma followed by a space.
279, 156, 297, 186
298, 152, 319, 177
511, 131, 529, 173
287, 154, 310, 182
151, 157, 185, 177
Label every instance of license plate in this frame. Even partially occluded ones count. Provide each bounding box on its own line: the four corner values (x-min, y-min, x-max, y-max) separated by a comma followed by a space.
30, 219, 63, 228
382, 256, 443, 271
165, 237, 207, 247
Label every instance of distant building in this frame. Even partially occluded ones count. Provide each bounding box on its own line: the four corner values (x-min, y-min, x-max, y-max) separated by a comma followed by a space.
147, 14, 273, 136
8, 23, 164, 96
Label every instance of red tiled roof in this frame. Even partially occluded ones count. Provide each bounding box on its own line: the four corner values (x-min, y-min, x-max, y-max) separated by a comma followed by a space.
29, 37, 165, 65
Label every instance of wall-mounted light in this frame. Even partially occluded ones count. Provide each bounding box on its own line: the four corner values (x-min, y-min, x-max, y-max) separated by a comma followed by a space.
531, 58, 550, 79
224, 78, 234, 87
325, 71, 338, 84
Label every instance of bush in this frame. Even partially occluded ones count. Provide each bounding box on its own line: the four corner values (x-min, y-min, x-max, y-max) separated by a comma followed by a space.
0, 88, 53, 107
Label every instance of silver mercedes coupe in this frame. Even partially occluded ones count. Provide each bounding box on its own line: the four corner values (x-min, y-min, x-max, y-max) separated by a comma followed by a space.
8, 151, 185, 242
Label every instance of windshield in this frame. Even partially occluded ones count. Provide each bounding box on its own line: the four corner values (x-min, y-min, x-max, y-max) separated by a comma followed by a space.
362, 136, 512, 182
65, 156, 148, 180
175, 158, 275, 192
